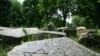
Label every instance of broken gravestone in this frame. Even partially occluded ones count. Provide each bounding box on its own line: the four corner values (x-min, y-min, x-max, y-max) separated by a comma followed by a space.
8, 37, 100, 56
0, 28, 40, 38
0, 28, 66, 38
0, 28, 40, 43
0, 28, 66, 43
44, 22, 57, 31
77, 26, 87, 37
41, 22, 62, 38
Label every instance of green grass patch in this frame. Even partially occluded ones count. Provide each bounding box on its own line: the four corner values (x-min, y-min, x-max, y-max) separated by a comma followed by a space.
70, 36, 79, 42
0, 43, 15, 56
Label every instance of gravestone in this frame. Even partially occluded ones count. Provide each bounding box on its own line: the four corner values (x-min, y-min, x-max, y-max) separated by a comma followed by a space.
8, 37, 100, 56
77, 27, 87, 37
0, 28, 65, 38
0, 28, 40, 43
42, 22, 64, 38
0, 28, 66, 43
0, 28, 40, 38
44, 22, 57, 31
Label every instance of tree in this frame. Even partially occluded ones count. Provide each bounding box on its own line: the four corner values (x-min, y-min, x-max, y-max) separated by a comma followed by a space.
75, 0, 100, 28
23, 0, 63, 27
10, 0, 23, 27
0, 0, 11, 26
0, 0, 24, 27
56, 0, 76, 27
72, 15, 86, 27
38, 0, 57, 25
23, 0, 42, 27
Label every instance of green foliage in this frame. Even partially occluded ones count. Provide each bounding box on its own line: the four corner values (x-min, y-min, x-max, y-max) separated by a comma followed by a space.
0, 0, 24, 27
75, 0, 100, 28
10, 0, 24, 27
56, 0, 76, 26
22, 28, 32, 41
72, 15, 86, 27
66, 22, 77, 29
20, 40, 24, 44
23, 0, 63, 27
0, 0, 11, 26
22, 28, 28, 36
23, 0, 41, 27
0, 42, 15, 56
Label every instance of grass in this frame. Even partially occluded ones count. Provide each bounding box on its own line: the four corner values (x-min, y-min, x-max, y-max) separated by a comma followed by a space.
0, 42, 15, 56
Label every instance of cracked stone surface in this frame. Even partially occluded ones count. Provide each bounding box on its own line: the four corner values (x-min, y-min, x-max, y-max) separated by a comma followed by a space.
8, 37, 100, 56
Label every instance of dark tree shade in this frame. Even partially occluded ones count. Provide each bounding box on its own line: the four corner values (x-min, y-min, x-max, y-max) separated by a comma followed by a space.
75, 0, 100, 28
23, 0, 61, 27
0, 0, 11, 26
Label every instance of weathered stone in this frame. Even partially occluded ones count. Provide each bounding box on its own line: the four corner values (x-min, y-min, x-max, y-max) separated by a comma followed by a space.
57, 27, 68, 32
79, 32, 88, 40
0, 28, 66, 43
77, 27, 87, 33
0, 28, 66, 38
77, 27, 87, 37
8, 37, 100, 56
0, 28, 40, 38
44, 22, 57, 31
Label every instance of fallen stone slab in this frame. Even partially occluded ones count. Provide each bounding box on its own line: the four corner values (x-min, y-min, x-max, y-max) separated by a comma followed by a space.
8, 37, 100, 56
0, 28, 66, 38
0, 28, 40, 38
57, 27, 68, 31
43, 22, 57, 31
0, 27, 11, 31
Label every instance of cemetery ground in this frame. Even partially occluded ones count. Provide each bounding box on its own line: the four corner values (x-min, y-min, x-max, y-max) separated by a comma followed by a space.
0, 29, 100, 56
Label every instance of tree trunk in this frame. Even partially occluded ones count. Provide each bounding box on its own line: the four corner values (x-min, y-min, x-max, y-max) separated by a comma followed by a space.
63, 18, 66, 27
63, 14, 66, 27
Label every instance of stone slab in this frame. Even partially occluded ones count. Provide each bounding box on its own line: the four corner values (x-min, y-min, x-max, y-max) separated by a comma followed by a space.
8, 37, 100, 56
